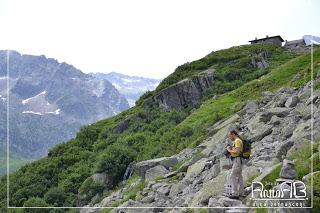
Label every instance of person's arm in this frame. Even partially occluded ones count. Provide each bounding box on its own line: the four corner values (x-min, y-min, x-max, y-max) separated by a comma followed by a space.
227, 139, 241, 155
227, 146, 240, 155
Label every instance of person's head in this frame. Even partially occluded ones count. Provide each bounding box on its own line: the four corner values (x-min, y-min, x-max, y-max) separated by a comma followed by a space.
228, 130, 239, 140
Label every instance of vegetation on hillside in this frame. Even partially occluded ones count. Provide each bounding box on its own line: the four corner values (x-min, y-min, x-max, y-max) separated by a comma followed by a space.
1, 45, 319, 211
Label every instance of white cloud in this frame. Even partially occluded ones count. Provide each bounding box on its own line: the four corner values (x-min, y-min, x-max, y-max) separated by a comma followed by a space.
0, 0, 319, 78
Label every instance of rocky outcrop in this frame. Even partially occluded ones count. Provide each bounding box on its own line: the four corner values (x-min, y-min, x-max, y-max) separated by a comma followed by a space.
250, 51, 269, 69
81, 81, 320, 212
144, 69, 215, 111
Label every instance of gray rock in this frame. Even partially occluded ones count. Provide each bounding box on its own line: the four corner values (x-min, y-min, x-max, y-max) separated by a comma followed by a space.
294, 103, 311, 120
239, 101, 258, 116
163, 171, 178, 178
275, 95, 289, 107
306, 90, 320, 105
249, 124, 273, 141
218, 197, 243, 207
135, 156, 178, 179
280, 122, 297, 139
279, 159, 296, 179
157, 186, 170, 196
173, 148, 198, 162
291, 120, 311, 142
145, 165, 169, 181
151, 182, 164, 191
276, 141, 294, 160
269, 115, 281, 125
141, 195, 155, 203
208, 197, 224, 213
285, 95, 299, 108
204, 163, 221, 182
148, 69, 215, 111
302, 171, 320, 183
160, 157, 179, 169
185, 158, 208, 179
169, 181, 188, 197
267, 107, 290, 117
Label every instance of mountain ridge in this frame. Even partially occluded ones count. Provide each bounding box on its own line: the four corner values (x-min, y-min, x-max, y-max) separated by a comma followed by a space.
91, 72, 161, 107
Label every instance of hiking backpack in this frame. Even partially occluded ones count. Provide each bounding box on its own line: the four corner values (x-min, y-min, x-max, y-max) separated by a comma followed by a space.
241, 139, 252, 159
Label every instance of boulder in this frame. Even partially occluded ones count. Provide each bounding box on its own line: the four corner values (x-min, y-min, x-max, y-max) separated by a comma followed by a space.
279, 159, 296, 180
249, 124, 273, 141
160, 157, 179, 169
267, 107, 290, 117
291, 121, 311, 142
140, 195, 155, 203
269, 115, 281, 125
169, 181, 188, 197
275, 94, 289, 107
294, 103, 311, 120
217, 196, 243, 207
204, 163, 221, 182
249, 112, 272, 125
157, 185, 170, 196
302, 171, 320, 183
285, 95, 299, 108
238, 101, 258, 116
208, 197, 224, 213
275, 141, 294, 160
280, 123, 297, 139
185, 158, 208, 180
135, 156, 178, 179
145, 165, 169, 181
190, 171, 228, 206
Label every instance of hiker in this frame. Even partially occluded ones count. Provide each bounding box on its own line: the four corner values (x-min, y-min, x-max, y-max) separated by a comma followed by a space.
226, 130, 244, 199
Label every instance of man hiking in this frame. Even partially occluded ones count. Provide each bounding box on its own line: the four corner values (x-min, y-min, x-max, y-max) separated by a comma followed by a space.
226, 130, 244, 199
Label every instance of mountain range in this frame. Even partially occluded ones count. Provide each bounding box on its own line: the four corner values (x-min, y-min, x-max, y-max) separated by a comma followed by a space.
91, 72, 161, 107
0, 50, 129, 173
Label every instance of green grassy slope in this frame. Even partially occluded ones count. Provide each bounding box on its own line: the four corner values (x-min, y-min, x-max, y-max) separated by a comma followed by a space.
1, 44, 318, 210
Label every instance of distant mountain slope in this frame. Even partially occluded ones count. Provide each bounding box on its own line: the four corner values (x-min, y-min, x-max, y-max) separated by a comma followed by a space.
0, 51, 129, 168
91, 72, 161, 106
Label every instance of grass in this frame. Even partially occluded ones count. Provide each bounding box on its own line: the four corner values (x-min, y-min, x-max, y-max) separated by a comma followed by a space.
177, 48, 320, 149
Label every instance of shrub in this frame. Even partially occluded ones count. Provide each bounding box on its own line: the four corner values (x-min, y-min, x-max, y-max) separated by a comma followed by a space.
95, 144, 136, 186
23, 197, 50, 213
44, 187, 65, 207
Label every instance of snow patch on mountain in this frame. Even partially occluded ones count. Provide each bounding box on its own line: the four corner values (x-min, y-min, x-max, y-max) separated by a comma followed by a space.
22, 91, 47, 105
22, 111, 43, 115
44, 109, 61, 115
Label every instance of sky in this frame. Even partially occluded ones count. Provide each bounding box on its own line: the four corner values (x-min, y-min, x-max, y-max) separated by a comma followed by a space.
0, 0, 319, 79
